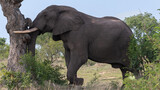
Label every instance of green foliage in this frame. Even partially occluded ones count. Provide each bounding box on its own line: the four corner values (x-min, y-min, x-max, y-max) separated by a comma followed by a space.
0, 45, 9, 60
127, 35, 158, 71
124, 63, 160, 90
127, 36, 142, 70
0, 54, 67, 89
21, 53, 67, 85
0, 64, 32, 89
0, 38, 6, 46
0, 37, 9, 60
36, 33, 64, 62
125, 12, 158, 37
152, 27, 160, 60
124, 12, 160, 90
125, 13, 159, 71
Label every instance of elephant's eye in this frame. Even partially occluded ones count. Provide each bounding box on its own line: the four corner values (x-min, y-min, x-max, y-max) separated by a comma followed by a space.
44, 14, 47, 17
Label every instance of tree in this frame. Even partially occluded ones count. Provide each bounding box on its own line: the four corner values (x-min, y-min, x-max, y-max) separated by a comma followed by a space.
125, 12, 159, 72
124, 12, 160, 88
0, 37, 9, 60
0, 0, 31, 72
0, 38, 6, 46
36, 33, 64, 62
125, 12, 158, 38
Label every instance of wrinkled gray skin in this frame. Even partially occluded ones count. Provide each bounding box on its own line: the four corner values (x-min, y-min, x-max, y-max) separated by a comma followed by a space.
29, 5, 137, 85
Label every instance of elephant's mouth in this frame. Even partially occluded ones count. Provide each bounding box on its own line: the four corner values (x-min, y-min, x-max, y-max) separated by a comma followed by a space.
13, 27, 39, 34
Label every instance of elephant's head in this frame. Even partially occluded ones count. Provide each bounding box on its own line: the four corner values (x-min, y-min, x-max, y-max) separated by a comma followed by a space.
13, 5, 84, 54
14, 5, 84, 36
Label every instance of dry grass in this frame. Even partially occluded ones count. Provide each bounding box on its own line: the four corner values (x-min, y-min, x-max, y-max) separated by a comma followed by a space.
58, 59, 123, 89
78, 63, 122, 86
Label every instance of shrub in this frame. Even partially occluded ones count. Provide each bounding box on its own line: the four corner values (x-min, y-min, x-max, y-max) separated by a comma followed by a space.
124, 63, 160, 90
127, 30, 159, 73
152, 27, 160, 60
125, 14, 160, 89
0, 38, 9, 60
21, 53, 67, 85
0, 53, 67, 89
0, 64, 32, 89
125, 13, 160, 72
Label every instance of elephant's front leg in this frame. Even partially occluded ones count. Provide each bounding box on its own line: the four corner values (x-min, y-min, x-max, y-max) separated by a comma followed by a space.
67, 49, 88, 85
64, 48, 70, 69
65, 48, 78, 80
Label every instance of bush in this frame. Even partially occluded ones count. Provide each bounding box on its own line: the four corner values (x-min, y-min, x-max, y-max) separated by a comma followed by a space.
125, 13, 160, 73
124, 63, 160, 90
21, 53, 67, 85
0, 53, 67, 89
127, 27, 160, 74
0, 64, 32, 89
127, 35, 158, 72
0, 38, 9, 60
152, 27, 160, 60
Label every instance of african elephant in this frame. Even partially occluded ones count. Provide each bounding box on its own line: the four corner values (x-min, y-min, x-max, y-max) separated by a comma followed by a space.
14, 5, 138, 85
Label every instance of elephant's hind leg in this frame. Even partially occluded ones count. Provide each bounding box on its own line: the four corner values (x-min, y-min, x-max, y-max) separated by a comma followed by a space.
120, 67, 127, 80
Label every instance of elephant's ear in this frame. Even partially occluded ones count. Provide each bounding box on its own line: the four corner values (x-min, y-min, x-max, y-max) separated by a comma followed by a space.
52, 11, 84, 35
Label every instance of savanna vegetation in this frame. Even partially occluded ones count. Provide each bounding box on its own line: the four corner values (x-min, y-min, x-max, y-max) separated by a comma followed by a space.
0, 9, 160, 90
0, 38, 9, 60
123, 12, 160, 90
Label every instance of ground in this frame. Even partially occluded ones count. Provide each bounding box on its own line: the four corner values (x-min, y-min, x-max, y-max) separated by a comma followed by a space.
0, 59, 123, 89
57, 59, 123, 89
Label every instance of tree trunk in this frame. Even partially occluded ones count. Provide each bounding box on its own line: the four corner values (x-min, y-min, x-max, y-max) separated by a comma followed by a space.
0, 0, 30, 72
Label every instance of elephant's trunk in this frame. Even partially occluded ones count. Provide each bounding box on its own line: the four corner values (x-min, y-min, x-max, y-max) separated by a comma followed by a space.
27, 31, 39, 55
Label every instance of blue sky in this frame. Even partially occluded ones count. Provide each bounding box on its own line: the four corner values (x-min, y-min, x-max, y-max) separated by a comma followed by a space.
0, 0, 160, 43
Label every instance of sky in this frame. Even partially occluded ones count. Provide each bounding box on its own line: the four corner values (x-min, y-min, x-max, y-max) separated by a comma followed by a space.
0, 0, 160, 44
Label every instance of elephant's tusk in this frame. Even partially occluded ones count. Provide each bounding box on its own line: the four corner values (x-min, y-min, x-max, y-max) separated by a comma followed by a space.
13, 27, 39, 34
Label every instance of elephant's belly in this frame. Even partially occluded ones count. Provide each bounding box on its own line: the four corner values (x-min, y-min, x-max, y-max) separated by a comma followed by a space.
88, 42, 123, 64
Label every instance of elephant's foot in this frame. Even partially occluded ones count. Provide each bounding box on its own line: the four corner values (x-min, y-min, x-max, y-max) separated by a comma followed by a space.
74, 78, 84, 85
69, 78, 84, 85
